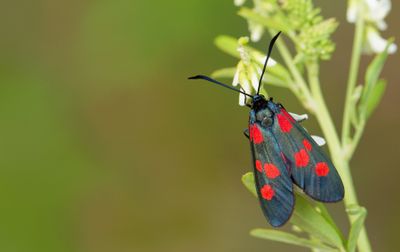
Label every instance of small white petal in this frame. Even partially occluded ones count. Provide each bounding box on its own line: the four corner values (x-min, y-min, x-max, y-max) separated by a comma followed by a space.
311, 135, 326, 146
232, 69, 240, 87
255, 55, 277, 66
365, 0, 391, 26
238, 92, 246, 106
289, 112, 308, 122
238, 75, 252, 106
249, 66, 260, 91
348, 0, 392, 31
249, 22, 264, 42
346, 0, 358, 23
366, 27, 397, 54
234, 0, 246, 6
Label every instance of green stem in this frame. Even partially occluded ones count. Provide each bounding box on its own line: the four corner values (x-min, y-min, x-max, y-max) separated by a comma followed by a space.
348, 120, 366, 158
268, 31, 316, 113
307, 63, 371, 252
342, 9, 365, 146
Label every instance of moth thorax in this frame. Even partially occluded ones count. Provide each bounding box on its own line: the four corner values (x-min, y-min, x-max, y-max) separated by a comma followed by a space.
256, 109, 273, 127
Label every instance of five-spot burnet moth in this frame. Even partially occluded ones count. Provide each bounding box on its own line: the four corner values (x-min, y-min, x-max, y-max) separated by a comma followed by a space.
189, 32, 344, 227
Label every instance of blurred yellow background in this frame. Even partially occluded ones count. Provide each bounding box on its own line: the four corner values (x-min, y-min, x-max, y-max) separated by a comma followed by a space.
0, 1, 399, 251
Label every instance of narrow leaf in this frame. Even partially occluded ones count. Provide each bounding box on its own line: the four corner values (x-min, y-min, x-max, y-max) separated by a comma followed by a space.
364, 40, 392, 90
315, 203, 345, 242
211, 68, 288, 87
346, 206, 367, 252
211, 67, 237, 79
241, 172, 257, 197
250, 229, 336, 251
365, 79, 386, 119
359, 39, 393, 118
291, 194, 344, 249
214, 35, 240, 58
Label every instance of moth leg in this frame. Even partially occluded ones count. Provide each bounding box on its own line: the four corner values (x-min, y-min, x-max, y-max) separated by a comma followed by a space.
243, 128, 250, 139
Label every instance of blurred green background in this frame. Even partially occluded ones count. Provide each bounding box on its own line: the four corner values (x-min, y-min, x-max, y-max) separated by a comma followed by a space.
0, 1, 399, 251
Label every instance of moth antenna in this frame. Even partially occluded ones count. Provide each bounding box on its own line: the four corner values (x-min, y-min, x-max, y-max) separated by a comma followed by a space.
257, 31, 281, 95
188, 75, 253, 98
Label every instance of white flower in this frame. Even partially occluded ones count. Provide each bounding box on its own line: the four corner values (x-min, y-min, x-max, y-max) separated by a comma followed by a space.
233, 62, 261, 106
364, 0, 391, 30
364, 26, 397, 54
233, 37, 278, 106
346, 0, 358, 23
347, 0, 396, 54
347, 0, 391, 30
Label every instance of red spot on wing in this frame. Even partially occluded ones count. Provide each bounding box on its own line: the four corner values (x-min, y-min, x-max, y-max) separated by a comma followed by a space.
255, 160, 263, 172
315, 162, 330, 176
260, 185, 275, 201
282, 109, 295, 122
294, 149, 309, 167
303, 139, 312, 151
264, 163, 280, 179
277, 113, 292, 133
250, 124, 264, 144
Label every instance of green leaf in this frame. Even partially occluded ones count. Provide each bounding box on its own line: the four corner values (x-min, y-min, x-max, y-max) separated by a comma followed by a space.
364, 41, 392, 90
265, 61, 292, 84
314, 203, 345, 242
238, 8, 291, 33
291, 194, 344, 249
250, 229, 336, 251
241, 172, 257, 197
262, 74, 289, 87
211, 67, 237, 79
214, 35, 240, 58
365, 79, 386, 119
346, 206, 367, 252
359, 39, 393, 118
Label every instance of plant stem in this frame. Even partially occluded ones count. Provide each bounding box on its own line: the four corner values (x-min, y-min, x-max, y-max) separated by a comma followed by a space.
307, 62, 371, 252
268, 31, 316, 113
342, 8, 365, 146
348, 119, 366, 158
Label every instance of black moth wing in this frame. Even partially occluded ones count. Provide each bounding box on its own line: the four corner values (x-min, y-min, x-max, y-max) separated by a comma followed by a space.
248, 110, 294, 227
272, 106, 344, 202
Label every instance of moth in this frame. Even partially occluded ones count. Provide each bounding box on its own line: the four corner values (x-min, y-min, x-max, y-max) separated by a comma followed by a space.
189, 32, 344, 227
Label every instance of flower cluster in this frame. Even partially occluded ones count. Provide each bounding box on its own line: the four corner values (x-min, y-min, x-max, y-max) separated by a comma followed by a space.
232, 37, 277, 105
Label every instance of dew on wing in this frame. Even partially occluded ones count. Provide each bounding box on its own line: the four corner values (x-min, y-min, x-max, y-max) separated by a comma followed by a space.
303, 139, 312, 151
294, 149, 309, 167
260, 184, 275, 201
315, 162, 330, 176
277, 113, 292, 133
255, 160, 263, 172
264, 163, 280, 179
